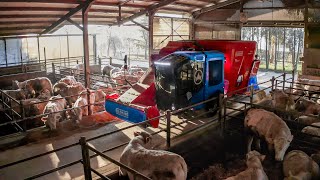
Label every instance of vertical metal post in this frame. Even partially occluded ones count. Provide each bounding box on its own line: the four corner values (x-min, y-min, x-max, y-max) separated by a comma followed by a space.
93, 34, 97, 64
127, 56, 131, 68
283, 73, 286, 90
10, 100, 14, 124
265, 30, 269, 70
291, 70, 295, 90
166, 110, 171, 148
218, 94, 224, 135
250, 85, 254, 104
148, 11, 155, 66
98, 56, 101, 66
271, 76, 275, 91
37, 36, 41, 63
87, 88, 92, 115
20, 46, 23, 65
293, 29, 297, 72
109, 57, 112, 65
4, 39, 7, 67
64, 58, 66, 67
283, 28, 286, 72
82, 4, 91, 88
20, 100, 26, 131
52, 63, 56, 82
304, 0, 309, 48
44, 47, 47, 70
67, 33, 70, 66
79, 137, 92, 180
223, 98, 227, 133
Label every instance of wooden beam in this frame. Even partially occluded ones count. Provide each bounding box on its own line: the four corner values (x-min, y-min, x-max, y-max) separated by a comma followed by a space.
67, 18, 83, 31
0, 7, 73, 11
131, 19, 149, 31
0, 26, 45, 31
0, 21, 55, 24
0, 31, 42, 37
116, 0, 178, 25
192, 0, 240, 18
0, 15, 62, 18
41, 0, 94, 35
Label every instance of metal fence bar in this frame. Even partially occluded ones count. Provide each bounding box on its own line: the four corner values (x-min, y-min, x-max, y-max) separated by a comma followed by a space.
166, 110, 171, 148
80, 137, 92, 180
86, 145, 151, 180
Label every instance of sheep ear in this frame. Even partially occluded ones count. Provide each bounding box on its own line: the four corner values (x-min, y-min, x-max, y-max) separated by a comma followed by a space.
41, 117, 48, 122
133, 132, 140, 137
260, 155, 266, 161
145, 137, 151, 143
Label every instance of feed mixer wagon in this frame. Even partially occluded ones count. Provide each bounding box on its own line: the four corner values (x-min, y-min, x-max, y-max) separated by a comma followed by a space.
105, 40, 259, 128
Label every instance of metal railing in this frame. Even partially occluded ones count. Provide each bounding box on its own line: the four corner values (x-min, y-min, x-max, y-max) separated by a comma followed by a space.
80, 137, 152, 180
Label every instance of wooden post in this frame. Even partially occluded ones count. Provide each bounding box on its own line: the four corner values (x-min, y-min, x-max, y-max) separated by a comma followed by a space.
79, 137, 92, 180
98, 56, 101, 66
166, 110, 171, 148
109, 57, 112, 65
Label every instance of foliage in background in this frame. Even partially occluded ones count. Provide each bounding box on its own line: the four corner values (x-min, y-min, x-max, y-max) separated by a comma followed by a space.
242, 27, 304, 72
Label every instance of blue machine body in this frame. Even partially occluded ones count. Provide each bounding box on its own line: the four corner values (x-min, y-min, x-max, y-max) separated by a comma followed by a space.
154, 51, 225, 110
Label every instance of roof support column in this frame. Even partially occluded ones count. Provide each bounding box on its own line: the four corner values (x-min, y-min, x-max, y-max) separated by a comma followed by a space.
148, 11, 155, 66
82, 2, 92, 88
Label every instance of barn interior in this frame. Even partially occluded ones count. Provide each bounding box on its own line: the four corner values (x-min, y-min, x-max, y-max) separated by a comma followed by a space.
1, 0, 320, 180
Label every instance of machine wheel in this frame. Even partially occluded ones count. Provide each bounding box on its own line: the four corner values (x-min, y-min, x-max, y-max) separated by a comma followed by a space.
205, 95, 219, 117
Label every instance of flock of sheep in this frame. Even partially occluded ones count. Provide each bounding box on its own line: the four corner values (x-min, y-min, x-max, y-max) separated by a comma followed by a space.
0, 63, 147, 132
1, 76, 106, 131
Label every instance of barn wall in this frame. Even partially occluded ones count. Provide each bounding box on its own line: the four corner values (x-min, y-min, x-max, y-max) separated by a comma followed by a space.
153, 17, 190, 49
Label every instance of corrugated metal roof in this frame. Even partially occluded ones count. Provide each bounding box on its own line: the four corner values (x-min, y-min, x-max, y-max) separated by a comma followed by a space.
0, 0, 218, 36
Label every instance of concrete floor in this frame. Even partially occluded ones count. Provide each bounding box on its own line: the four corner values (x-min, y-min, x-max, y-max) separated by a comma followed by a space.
0, 110, 212, 180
